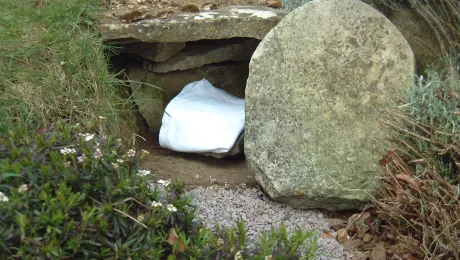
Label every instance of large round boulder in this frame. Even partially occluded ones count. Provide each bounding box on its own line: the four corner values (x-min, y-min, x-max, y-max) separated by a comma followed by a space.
245, 0, 415, 210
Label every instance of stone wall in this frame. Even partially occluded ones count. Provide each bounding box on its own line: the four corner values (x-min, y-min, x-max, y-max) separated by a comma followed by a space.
124, 38, 257, 132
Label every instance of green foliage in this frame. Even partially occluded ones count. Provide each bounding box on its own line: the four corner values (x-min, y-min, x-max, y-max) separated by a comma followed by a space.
398, 55, 460, 181
204, 220, 318, 259
281, 0, 313, 12
403, 55, 460, 137
0, 125, 318, 259
0, 0, 131, 136
0, 124, 202, 259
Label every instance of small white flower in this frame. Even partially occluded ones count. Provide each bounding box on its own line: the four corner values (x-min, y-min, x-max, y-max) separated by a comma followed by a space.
234, 251, 243, 260
93, 148, 103, 159
60, 61, 65, 66
117, 159, 124, 164
126, 149, 136, 157
60, 147, 76, 155
64, 161, 71, 167
18, 184, 28, 193
151, 201, 162, 207
72, 105, 77, 109
166, 204, 177, 212
111, 163, 118, 169
116, 138, 122, 145
137, 170, 151, 177
77, 154, 87, 163
0, 191, 9, 202
79, 133, 95, 142
73, 123, 80, 128
137, 214, 144, 222
217, 238, 224, 246
157, 180, 171, 187
111, 150, 117, 156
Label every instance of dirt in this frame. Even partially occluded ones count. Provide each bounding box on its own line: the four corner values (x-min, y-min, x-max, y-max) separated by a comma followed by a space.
140, 134, 257, 187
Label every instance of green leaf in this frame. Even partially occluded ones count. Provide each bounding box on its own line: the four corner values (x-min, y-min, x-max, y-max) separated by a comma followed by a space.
0, 172, 21, 181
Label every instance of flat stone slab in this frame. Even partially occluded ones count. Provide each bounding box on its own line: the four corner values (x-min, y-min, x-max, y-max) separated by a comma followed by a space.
98, 6, 287, 42
122, 42, 186, 62
143, 38, 260, 73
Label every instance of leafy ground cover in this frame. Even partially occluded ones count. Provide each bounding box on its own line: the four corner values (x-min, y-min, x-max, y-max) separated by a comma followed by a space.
0, 1, 319, 259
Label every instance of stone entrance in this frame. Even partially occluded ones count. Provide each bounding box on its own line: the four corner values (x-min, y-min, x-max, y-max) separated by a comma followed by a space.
100, 6, 286, 132
99, 6, 286, 186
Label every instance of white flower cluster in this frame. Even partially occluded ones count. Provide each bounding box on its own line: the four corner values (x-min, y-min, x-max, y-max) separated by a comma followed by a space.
60, 147, 76, 155
0, 191, 8, 202
77, 154, 87, 163
126, 149, 136, 157
137, 170, 151, 177
93, 148, 103, 159
150, 201, 177, 212
18, 184, 28, 192
151, 201, 162, 207
79, 133, 95, 142
157, 179, 171, 187
166, 204, 177, 212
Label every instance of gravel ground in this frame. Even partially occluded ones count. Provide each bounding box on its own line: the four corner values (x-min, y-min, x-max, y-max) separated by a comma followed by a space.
186, 186, 351, 259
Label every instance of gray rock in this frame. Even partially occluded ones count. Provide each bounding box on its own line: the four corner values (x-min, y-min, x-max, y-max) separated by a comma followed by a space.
245, 0, 414, 210
122, 42, 186, 62
128, 62, 248, 131
98, 6, 287, 42
127, 66, 164, 132
143, 38, 260, 73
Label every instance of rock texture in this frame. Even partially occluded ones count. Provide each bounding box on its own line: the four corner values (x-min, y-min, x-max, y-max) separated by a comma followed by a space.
126, 66, 164, 133
128, 62, 248, 131
245, 0, 414, 210
143, 38, 259, 73
98, 6, 287, 42
122, 42, 186, 62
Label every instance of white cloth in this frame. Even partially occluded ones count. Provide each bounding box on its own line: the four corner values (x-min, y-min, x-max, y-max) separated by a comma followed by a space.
159, 79, 245, 153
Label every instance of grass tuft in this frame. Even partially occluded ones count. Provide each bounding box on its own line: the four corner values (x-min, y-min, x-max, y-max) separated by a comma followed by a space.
0, 0, 132, 137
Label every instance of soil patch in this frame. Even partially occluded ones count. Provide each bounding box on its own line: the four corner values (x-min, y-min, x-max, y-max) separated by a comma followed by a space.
140, 135, 257, 187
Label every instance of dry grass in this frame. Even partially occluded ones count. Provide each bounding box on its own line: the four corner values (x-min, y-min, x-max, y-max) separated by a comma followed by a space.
377, 111, 460, 259
375, 0, 460, 56
375, 56, 460, 258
